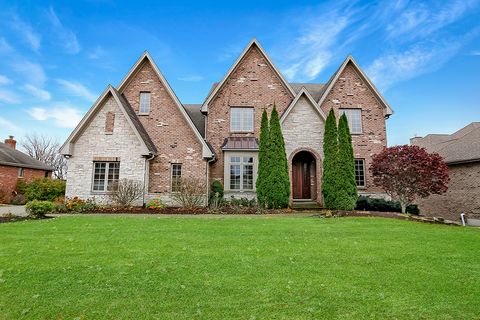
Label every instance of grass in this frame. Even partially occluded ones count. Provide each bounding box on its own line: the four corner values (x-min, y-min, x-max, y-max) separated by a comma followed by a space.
0, 215, 479, 319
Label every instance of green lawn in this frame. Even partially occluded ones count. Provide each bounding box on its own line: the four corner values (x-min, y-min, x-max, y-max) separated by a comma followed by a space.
0, 215, 479, 319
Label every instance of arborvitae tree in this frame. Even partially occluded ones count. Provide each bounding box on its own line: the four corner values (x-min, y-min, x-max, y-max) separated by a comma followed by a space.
256, 109, 270, 207
322, 109, 338, 209
335, 113, 357, 210
265, 105, 290, 208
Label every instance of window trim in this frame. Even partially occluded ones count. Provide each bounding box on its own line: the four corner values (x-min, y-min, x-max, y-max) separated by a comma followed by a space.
18, 167, 24, 178
230, 106, 254, 133
339, 108, 363, 134
91, 161, 120, 193
224, 152, 258, 192
354, 158, 366, 188
171, 163, 182, 193
138, 91, 151, 115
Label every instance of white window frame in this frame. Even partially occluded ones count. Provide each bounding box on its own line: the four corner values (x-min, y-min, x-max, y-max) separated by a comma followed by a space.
354, 158, 366, 188
139, 91, 151, 115
18, 167, 24, 178
92, 161, 120, 193
230, 107, 254, 132
171, 163, 182, 192
224, 152, 258, 192
340, 108, 362, 134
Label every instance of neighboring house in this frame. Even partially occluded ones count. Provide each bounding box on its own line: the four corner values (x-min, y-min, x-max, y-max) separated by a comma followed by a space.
0, 136, 53, 203
61, 39, 393, 206
411, 122, 480, 220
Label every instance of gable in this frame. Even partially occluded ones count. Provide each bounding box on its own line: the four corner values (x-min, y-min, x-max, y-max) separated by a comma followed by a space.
118, 53, 213, 158
202, 39, 295, 113
318, 57, 393, 117
281, 88, 326, 123
60, 86, 155, 156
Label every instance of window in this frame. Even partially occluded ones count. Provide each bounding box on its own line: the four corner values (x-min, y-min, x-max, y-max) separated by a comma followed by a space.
354, 159, 366, 187
18, 167, 24, 178
229, 156, 254, 190
230, 107, 253, 132
340, 108, 362, 134
139, 92, 151, 114
44, 171, 49, 178
92, 162, 120, 192
171, 164, 182, 192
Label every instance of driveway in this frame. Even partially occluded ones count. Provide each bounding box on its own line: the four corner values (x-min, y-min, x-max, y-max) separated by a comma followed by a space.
0, 205, 27, 217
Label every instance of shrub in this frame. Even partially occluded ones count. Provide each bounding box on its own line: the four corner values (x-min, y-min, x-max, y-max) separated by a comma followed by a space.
228, 197, 257, 207
17, 178, 66, 201
172, 177, 207, 208
209, 180, 224, 207
256, 109, 270, 207
146, 198, 166, 209
64, 197, 98, 212
108, 179, 144, 207
322, 109, 338, 209
11, 194, 27, 205
25, 200, 55, 218
355, 196, 419, 215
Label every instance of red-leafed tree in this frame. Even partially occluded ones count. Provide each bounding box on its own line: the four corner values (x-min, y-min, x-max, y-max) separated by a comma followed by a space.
371, 145, 449, 213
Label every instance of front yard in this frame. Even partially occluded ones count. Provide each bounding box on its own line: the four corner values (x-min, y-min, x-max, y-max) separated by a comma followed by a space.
0, 215, 479, 319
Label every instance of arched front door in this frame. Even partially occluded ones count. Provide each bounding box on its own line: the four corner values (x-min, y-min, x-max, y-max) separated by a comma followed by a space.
292, 151, 316, 200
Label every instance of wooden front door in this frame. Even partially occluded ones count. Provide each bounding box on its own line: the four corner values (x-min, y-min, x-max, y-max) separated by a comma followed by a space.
292, 159, 311, 199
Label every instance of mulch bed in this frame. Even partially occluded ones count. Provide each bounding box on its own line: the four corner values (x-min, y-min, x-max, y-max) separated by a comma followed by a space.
59, 206, 290, 215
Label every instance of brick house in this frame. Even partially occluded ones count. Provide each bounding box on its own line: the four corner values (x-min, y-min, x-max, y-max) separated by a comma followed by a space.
60, 39, 393, 206
411, 122, 480, 220
0, 136, 53, 203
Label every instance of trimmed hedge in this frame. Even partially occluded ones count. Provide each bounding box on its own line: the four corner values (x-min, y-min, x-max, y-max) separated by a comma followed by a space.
355, 196, 420, 215
17, 178, 65, 202
25, 200, 55, 218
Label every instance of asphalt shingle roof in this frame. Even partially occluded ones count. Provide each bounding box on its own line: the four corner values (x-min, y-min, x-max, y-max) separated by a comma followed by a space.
0, 142, 54, 171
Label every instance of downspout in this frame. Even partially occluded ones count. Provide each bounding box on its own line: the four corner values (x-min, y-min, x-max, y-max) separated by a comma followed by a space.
206, 154, 216, 206
143, 153, 155, 206
460, 213, 467, 227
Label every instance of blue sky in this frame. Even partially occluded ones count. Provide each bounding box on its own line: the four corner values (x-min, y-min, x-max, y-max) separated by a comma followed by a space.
0, 0, 479, 146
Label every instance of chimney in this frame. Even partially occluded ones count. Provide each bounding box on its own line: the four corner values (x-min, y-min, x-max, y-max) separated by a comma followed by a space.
4, 135, 16, 149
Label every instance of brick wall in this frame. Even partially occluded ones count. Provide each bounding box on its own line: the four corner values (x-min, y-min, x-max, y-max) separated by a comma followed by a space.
0, 165, 49, 203
416, 162, 480, 220
206, 44, 294, 185
121, 60, 207, 200
319, 62, 387, 194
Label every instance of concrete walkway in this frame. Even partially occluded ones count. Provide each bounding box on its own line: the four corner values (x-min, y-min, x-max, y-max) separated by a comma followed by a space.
0, 205, 27, 216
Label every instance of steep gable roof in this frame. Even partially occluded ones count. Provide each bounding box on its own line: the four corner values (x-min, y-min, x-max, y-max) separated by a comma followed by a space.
117, 52, 214, 158
280, 87, 327, 123
317, 55, 394, 117
0, 142, 54, 171
60, 85, 157, 156
201, 38, 296, 113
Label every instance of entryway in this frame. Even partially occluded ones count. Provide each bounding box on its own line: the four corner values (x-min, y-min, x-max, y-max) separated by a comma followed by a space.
292, 151, 316, 201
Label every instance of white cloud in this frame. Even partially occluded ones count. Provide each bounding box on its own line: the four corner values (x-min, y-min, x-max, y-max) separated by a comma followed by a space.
178, 75, 204, 82
23, 84, 51, 101
27, 104, 83, 128
87, 46, 106, 59
0, 116, 21, 132
386, 0, 478, 40
13, 61, 47, 86
56, 79, 97, 101
0, 75, 12, 85
471, 50, 480, 56
47, 7, 80, 54
0, 89, 20, 104
366, 43, 460, 91
10, 14, 41, 52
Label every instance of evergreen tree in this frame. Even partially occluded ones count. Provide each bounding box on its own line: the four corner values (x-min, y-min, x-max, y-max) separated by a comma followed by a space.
256, 109, 270, 207
322, 109, 338, 209
265, 105, 290, 208
335, 114, 357, 210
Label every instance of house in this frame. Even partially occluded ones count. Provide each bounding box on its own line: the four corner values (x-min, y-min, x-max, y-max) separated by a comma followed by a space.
60, 39, 393, 206
0, 136, 54, 203
411, 122, 480, 220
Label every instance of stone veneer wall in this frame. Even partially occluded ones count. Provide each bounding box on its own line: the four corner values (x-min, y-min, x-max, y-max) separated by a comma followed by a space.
206, 44, 294, 187
121, 60, 208, 204
319, 63, 387, 194
282, 95, 325, 203
66, 95, 147, 205
416, 162, 480, 220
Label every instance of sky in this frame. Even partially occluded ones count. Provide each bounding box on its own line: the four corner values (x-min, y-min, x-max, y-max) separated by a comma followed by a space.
0, 0, 479, 146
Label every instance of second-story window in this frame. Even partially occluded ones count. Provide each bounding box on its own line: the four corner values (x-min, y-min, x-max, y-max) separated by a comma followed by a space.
339, 108, 362, 134
230, 107, 253, 132
139, 92, 151, 115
